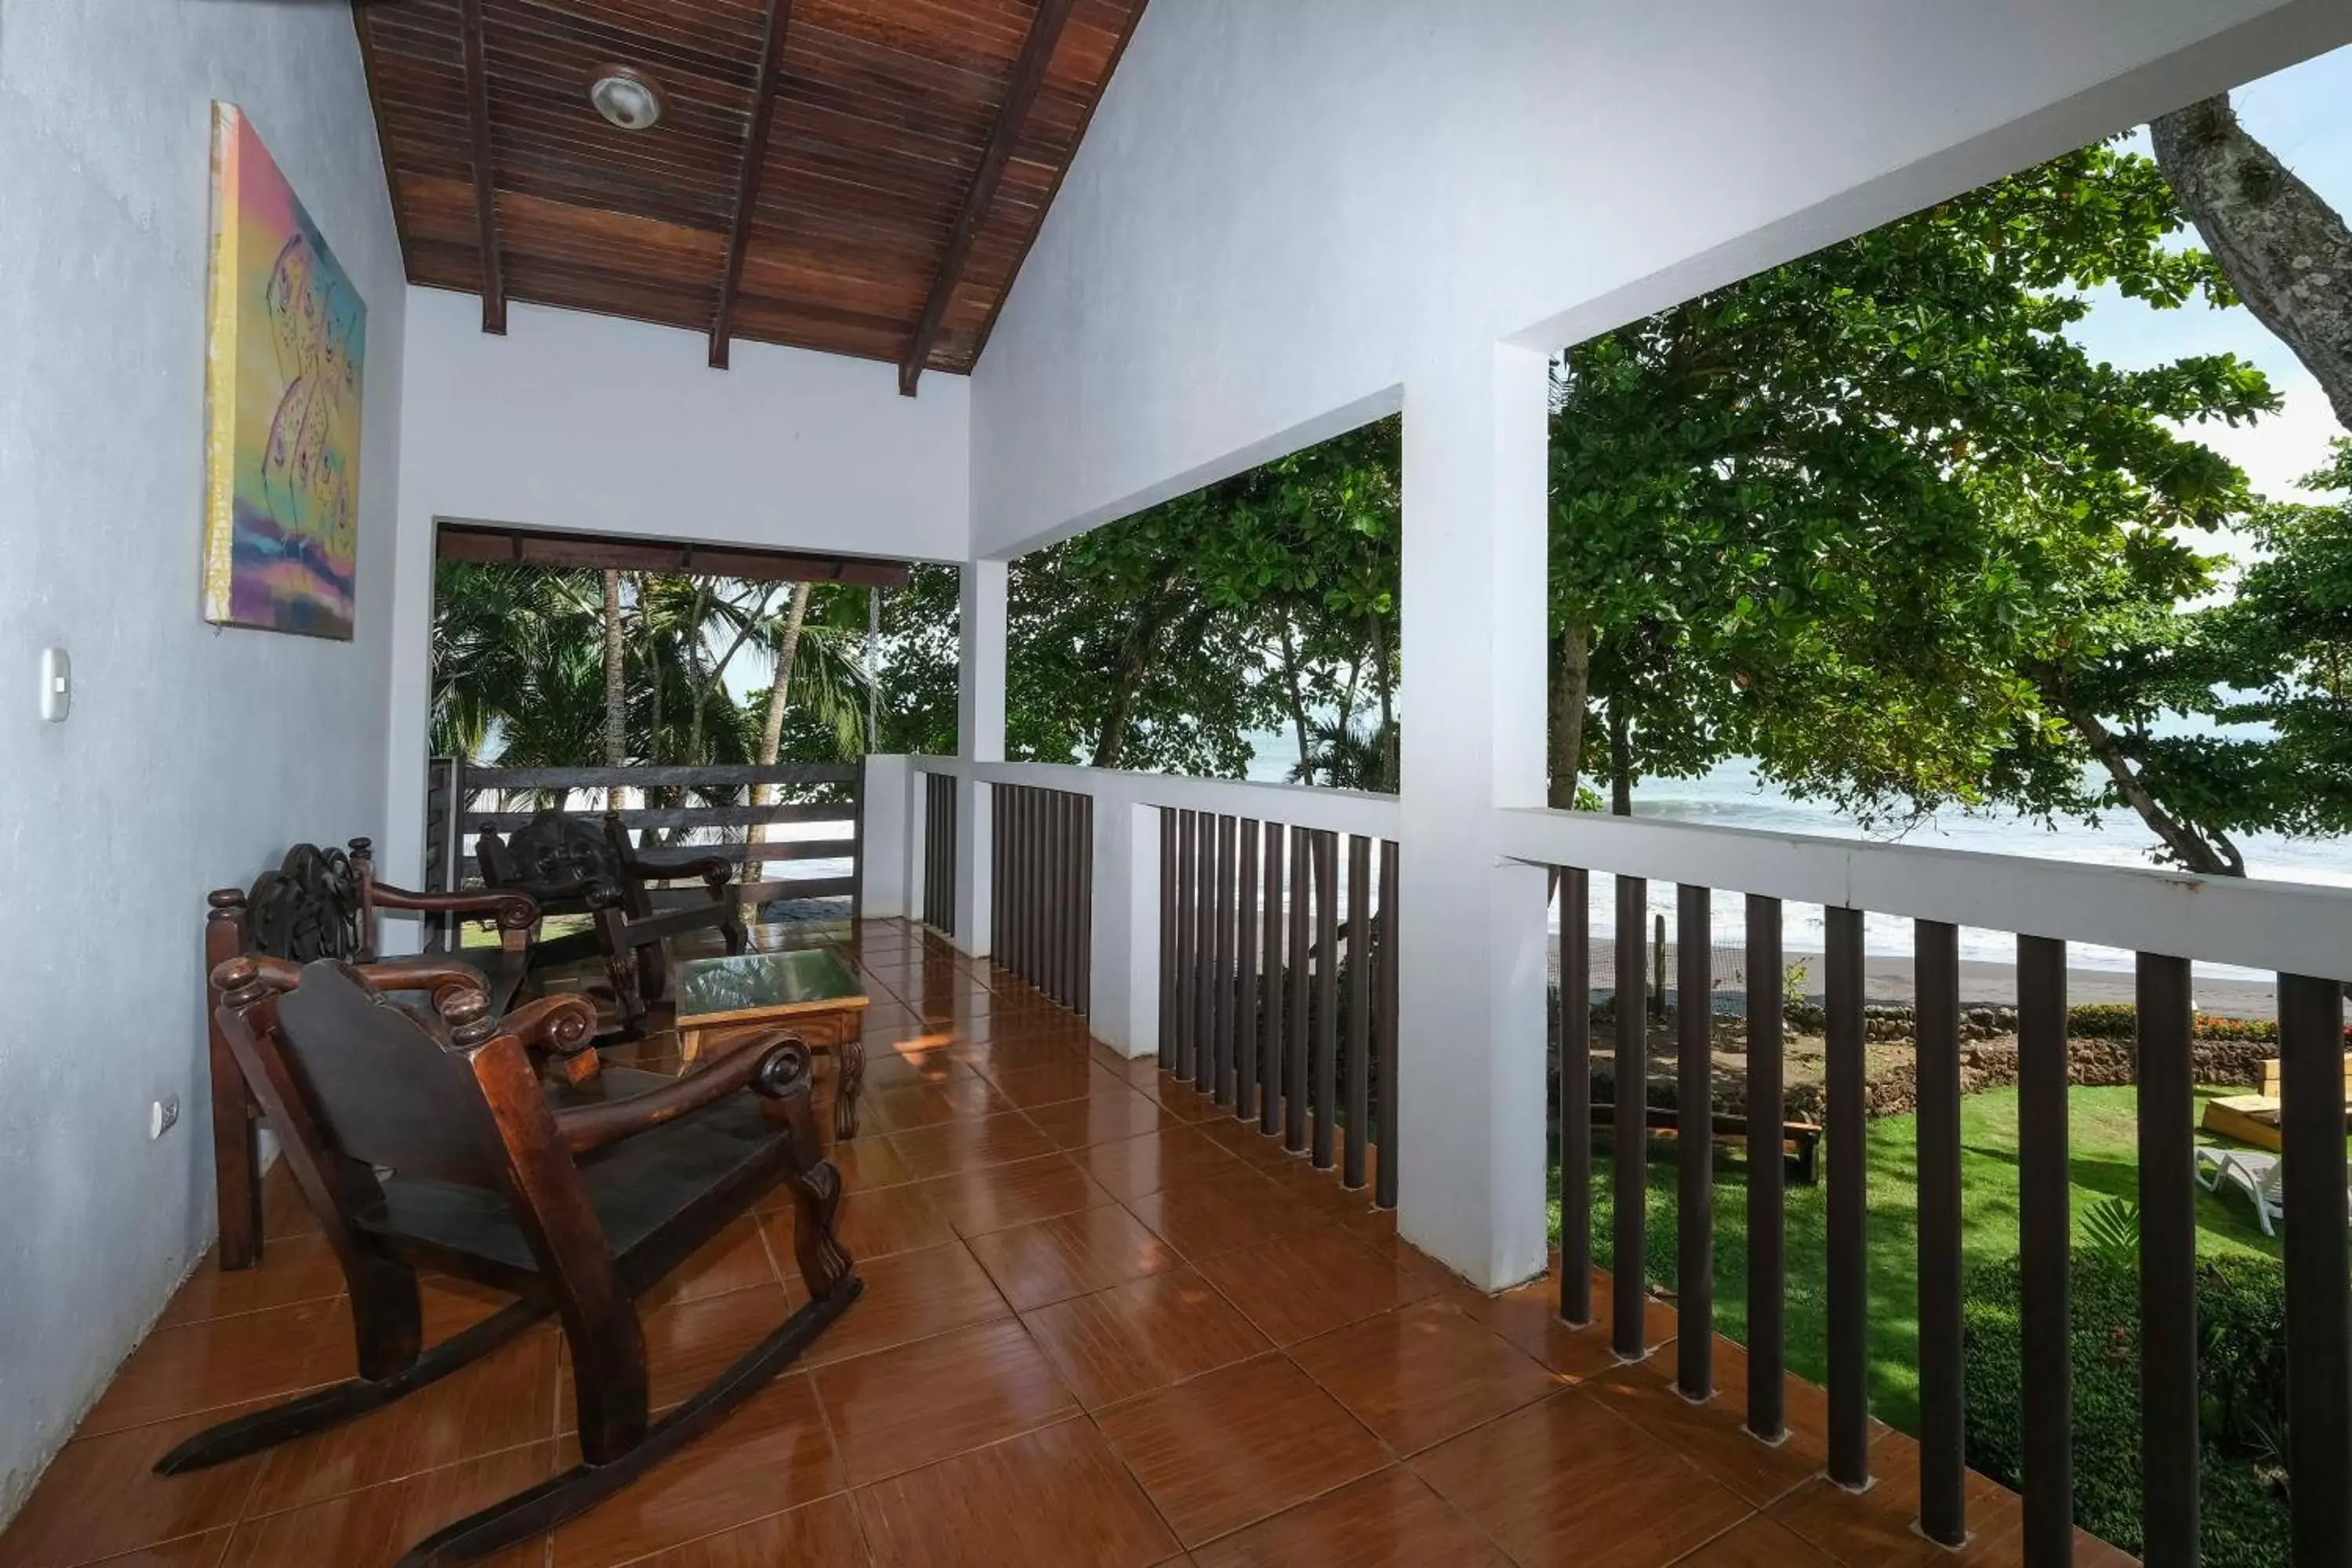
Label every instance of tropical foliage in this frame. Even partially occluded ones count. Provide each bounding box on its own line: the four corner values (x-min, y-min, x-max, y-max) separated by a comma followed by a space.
430, 563, 875, 786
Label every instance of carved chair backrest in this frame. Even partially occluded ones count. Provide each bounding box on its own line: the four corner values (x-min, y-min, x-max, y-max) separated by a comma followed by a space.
247, 841, 374, 961
477, 810, 639, 914
219, 960, 610, 1270
205, 840, 383, 1019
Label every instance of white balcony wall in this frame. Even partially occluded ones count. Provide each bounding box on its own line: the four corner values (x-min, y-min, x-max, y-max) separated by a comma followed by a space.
382, 291, 975, 891
0, 1, 408, 1517
970, 0, 2352, 555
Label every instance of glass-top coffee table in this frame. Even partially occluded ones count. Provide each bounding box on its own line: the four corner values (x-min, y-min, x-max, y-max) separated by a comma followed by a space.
673, 948, 869, 1137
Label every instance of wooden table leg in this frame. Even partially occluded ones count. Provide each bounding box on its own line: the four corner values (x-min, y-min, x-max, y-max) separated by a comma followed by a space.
833, 1023, 866, 1140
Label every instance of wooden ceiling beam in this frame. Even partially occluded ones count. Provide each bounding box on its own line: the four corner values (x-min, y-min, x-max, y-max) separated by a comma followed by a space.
897, 0, 1075, 397
710, 0, 796, 370
437, 522, 913, 590
459, 0, 506, 335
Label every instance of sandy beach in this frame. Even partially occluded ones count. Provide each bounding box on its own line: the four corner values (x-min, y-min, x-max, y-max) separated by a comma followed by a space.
1552, 938, 2281, 1018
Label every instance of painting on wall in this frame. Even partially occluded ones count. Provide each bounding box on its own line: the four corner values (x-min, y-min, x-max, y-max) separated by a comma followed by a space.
201, 101, 365, 640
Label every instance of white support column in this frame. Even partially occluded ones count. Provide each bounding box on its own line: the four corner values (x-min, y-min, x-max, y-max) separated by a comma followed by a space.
1088, 797, 1161, 1058
953, 559, 1007, 955
858, 754, 910, 920
1396, 340, 1554, 1291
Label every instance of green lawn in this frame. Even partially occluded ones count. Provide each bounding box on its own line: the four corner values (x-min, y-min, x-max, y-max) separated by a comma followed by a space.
1559, 1085, 2284, 1435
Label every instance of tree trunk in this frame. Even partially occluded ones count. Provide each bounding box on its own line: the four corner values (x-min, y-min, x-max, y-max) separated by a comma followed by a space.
1370, 612, 1396, 793
1548, 622, 1591, 808
601, 570, 626, 810
755, 583, 816, 831
1090, 588, 1192, 769
682, 582, 716, 769
2152, 94, 2352, 430
1276, 621, 1314, 764
1607, 703, 1633, 816
2065, 706, 2245, 877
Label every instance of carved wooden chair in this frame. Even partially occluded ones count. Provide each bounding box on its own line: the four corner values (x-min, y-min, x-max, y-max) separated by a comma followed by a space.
205, 839, 547, 1271
474, 808, 749, 1034
164, 956, 859, 1567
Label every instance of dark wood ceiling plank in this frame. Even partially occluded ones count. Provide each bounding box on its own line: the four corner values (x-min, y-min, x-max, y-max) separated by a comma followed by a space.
459, 0, 506, 333
898, 0, 1076, 396
711, 0, 796, 368
369, 0, 1147, 373
438, 521, 912, 587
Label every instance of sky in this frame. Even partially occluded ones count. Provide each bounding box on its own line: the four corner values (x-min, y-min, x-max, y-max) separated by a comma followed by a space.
2071, 43, 2352, 512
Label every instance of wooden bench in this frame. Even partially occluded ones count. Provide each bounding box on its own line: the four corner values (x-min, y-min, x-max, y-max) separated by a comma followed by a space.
1592, 1102, 1823, 1185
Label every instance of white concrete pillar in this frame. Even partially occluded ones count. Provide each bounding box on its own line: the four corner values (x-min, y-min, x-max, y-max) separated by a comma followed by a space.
1088, 796, 1162, 1058
953, 560, 1007, 954
858, 753, 909, 920
1395, 340, 1554, 1291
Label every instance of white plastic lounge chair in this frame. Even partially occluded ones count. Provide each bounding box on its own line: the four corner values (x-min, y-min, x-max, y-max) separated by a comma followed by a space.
2209, 1149, 2283, 1235
2193, 1144, 2238, 1193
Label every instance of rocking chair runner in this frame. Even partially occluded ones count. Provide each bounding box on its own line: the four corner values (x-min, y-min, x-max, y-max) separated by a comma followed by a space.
165, 956, 861, 1567
475, 808, 750, 1034
206, 839, 548, 1272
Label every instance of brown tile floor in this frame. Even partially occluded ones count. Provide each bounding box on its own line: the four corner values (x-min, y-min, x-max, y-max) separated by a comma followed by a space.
1, 920, 2126, 1568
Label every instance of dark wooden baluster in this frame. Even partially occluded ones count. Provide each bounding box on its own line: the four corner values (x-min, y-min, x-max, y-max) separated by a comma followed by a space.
2281, 971, 2351, 1565
1376, 840, 1400, 1210
1915, 919, 1965, 1546
1058, 791, 1077, 1004
1175, 811, 1199, 1082
1613, 874, 1648, 1359
1192, 811, 1217, 1094
989, 782, 1004, 958
2017, 934, 2071, 1564
1029, 790, 1047, 993
1075, 794, 1092, 1016
1159, 810, 1177, 1070
1559, 866, 1592, 1327
1261, 824, 1287, 1138
1312, 830, 1340, 1170
2136, 952, 2197, 1568
1210, 815, 1236, 1101
1745, 894, 1785, 1442
1675, 884, 1712, 1400
1824, 906, 1868, 1488
1285, 826, 1312, 1153
2145, 949, 2192, 1561
1346, 835, 1374, 1190
1236, 821, 1261, 1123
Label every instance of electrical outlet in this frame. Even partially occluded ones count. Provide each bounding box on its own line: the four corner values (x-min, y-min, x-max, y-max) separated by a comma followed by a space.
151, 1096, 180, 1140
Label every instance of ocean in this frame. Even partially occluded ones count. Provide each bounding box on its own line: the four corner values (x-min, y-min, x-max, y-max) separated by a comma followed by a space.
1243, 741, 2352, 980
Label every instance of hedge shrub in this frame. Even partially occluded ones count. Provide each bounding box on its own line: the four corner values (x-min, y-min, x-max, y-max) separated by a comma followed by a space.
1962, 1250, 2290, 1566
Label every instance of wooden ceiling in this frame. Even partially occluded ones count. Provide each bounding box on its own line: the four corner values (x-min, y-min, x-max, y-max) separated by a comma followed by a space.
355, 0, 1149, 390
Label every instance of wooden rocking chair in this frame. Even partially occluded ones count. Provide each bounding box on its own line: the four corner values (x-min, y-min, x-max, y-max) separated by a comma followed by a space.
205, 838, 547, 1271
476, 808, 750, 1034
163, 955, 861, 1566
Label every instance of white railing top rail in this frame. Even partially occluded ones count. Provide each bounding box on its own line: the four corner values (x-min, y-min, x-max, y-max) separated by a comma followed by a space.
1500, 806, 2352, 983
905, 755, 1401, 840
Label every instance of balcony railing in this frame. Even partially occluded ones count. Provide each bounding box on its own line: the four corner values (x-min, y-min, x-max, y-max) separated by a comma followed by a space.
1511, 808, 2350, 1568
423, 757, 866, 930
892, 753, 2352, 1566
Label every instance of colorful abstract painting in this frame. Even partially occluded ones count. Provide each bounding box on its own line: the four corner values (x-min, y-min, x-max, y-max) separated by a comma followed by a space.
202, 102, 365, 639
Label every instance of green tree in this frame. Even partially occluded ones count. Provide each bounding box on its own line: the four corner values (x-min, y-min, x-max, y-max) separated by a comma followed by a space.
1548, 141, 2281, 870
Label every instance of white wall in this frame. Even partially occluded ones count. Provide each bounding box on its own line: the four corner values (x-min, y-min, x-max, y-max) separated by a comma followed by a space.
970, 0, 2352, 554
0, 0, 408, 1516
381, 290, 973, 890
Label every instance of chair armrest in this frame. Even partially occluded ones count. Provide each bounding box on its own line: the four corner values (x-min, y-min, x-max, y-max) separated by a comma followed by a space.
211, 953, 491, 1008
368, 882, 541, 931
615, 844, 737, 889
494, 993, 600, 1061
550, 1031, 809, 1155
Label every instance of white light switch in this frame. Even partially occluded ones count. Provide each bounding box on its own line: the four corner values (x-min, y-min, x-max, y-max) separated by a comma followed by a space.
38, 648, 70, 721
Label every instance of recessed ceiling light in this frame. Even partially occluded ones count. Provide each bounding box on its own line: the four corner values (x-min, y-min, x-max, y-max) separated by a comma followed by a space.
588, 67, 665, 132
